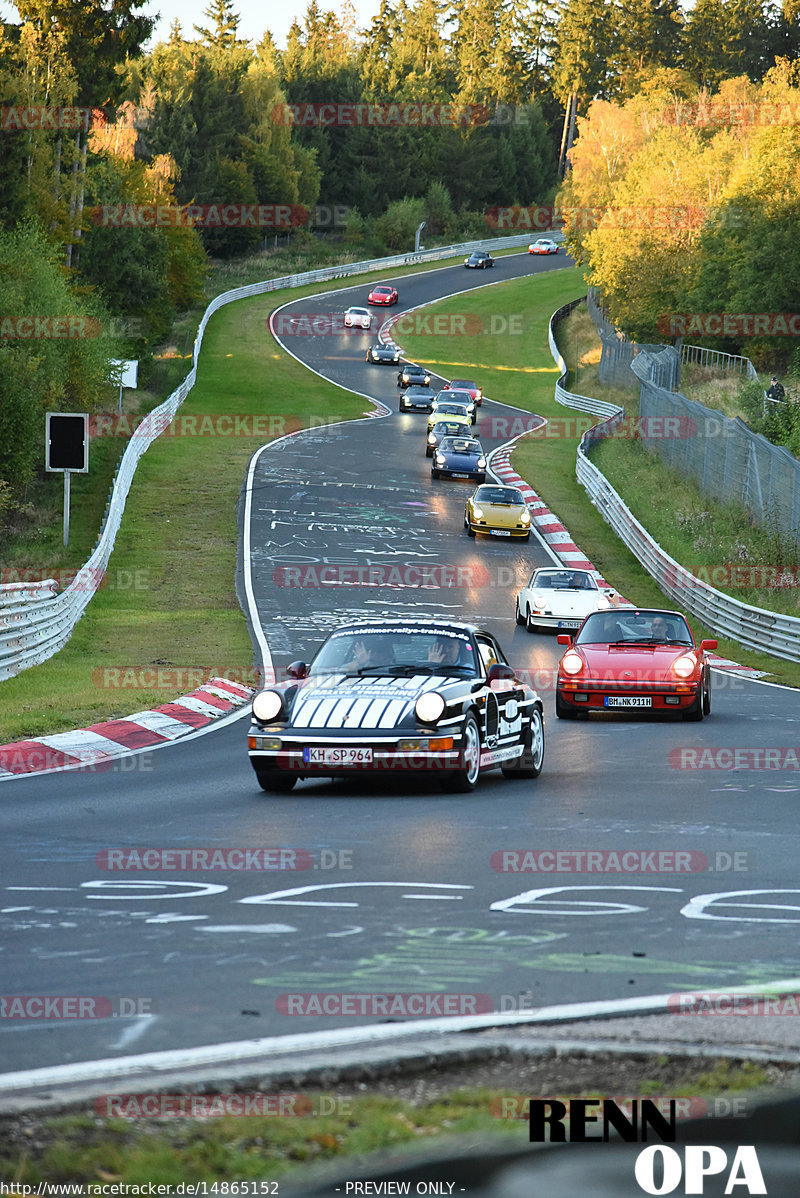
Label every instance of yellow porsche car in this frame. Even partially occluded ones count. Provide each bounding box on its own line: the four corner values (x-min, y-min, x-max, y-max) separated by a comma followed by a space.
464, 484, 532, 539
427, 398, 476, 430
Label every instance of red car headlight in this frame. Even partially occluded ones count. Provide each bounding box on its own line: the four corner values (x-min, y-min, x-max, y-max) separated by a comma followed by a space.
561, 651, 584, 676
671, 655, 697, 679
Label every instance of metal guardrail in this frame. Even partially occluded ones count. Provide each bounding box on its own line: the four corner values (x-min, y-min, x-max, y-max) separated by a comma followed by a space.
682, 343, 760, 381
548, 299, 800, 664
0, 234, 536, 682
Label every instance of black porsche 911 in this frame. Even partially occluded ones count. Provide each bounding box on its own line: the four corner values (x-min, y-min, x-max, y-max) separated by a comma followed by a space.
248, 619, 545, 793
399, 385, 436, 413
366, 343, 400, 364
398, 363, 432, 388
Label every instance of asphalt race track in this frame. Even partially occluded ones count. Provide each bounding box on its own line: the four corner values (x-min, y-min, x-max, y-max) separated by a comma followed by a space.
2, 250, 800, 1076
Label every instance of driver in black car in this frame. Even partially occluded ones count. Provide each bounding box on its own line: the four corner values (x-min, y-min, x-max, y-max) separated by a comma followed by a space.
427, 636, 465, 669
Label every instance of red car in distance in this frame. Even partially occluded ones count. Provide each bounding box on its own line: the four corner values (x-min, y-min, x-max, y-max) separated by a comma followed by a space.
555, 608, 717, 721
443, 378, 483, 406
367, 285, 399, 306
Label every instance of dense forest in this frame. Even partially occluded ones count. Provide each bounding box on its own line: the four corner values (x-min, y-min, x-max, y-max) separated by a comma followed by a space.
1, 0, 799, 506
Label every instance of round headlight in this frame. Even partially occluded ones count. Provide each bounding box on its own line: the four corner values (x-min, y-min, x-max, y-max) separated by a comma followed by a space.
477, 457, 487, 468
253, 690, 284, 722
561, 651, 584, 677
672, 654, 696, 679
520, 510, 531, 524
428, 432, 437, 443
435, 453, 445, 464
416, 691, 445, 723
472, 506, 484, 519
533, 592, 547, 607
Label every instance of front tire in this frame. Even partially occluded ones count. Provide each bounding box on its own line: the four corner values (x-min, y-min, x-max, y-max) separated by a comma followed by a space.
255, 770, 297, 793
515, 599, 526, 626
682, 692, 704, 722
467, 523, 476, 537
703, 674, 711, 715
502, 707, 544, 779
444, 714, 481, 792
526, 607, 538, 633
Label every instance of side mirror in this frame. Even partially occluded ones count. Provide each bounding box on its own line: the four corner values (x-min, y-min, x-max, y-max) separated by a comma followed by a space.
487, 662, 516, 685
699, 640, 718, 652
287, 660, 308, 679
557, 634, 573, 646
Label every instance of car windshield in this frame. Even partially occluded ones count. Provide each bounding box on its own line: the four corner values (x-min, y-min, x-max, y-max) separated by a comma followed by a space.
433, 421, 465, 436
576, 610, 693, 646
444, 391, 472, 403
310, 628, 479, 677
407, 386, 433, 396
533, 570, 597, 591
451, 381, 475, 390
442, 438, 480, 454
435, 403, 468, 415
349, 308, 368, 315
476, 486, 523, 505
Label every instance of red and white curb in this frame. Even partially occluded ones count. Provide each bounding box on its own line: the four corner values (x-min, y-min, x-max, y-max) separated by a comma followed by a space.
490, 445, 621, 592
0, 678, 253, 777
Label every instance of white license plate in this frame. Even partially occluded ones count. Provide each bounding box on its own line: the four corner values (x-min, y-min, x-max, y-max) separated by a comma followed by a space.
490, 529, 511, 536
303, 747, 374, 764
451, 472, 469, 478
604, 696, 652, 708
558, 620, 581, 628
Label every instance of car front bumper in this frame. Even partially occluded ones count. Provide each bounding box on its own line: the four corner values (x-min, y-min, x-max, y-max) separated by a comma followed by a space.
248, 727, 466, 777
556, 679, 701, 712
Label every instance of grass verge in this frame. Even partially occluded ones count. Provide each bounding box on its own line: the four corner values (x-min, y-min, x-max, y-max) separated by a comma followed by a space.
398, 278, 800, 686
0, 1058, 790, 1184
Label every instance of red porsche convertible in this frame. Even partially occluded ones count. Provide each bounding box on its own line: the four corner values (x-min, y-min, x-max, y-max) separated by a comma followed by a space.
555, 608, 717, 721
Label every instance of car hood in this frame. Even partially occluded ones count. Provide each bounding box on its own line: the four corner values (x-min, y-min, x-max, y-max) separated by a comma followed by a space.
286, 673, 460, 729
439, 451, 483, 467
569, 644, 698, 679
479, 503, 526, 525
530, 591, 605, 616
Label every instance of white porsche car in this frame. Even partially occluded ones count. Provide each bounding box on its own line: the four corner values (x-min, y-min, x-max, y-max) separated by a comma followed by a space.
344, 306, 372, 329
515, 567, 618, 633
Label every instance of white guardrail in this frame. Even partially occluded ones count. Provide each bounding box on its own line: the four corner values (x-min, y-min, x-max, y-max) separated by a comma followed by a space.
549, 299, 800, 664
0, 234, 536, 682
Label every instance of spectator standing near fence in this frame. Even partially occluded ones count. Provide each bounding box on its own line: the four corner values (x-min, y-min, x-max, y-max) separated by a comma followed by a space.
766, 376, 786, 402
